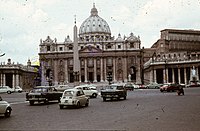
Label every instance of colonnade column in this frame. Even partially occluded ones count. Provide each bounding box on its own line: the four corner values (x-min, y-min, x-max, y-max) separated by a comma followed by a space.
196, 67, 199, 80
3, 74, 5, 86
184, 68, 187, 85
154, 69, 156, 83
172, 68, 175, 83
64, 60, 68, 83
113, 58, 116, 82
12, 74, 15, 88
84, 59, 88, 83
100, 57, 104, 82
94, 59, 97, 82
0, 74, 2, 86
150, 70, 153, 83
166, 68, 168, 83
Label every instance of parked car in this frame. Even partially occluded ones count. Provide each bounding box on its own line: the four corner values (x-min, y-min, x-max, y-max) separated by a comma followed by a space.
124, 83, 135, 91
59, 88, 89, 109
160, 83, 180, 92
55, 85, 73, 92
101, 83, 127, 101
14, 86, 23, 93
0, 96, 12, 117
0, 86, 14, 94
138, 84, 146, 89
26, 86, 63, 105
146, 82, 163, 89
74, 84, 98, 98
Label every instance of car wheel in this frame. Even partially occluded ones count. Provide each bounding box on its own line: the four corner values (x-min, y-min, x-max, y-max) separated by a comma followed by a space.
7, 91, 11, 94
85, 100, 89, 107
92, 93, 97, 98
59, 105, 64, 109
5, 108, 11, 117
160, 89, 163, 92
103, 97, 106, 102
29, 101, 34, 105
124, 96, 126, 100
76, 102, 80, 108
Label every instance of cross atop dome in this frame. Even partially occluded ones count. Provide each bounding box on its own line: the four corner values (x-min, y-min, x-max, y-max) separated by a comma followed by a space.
90, 3, 98, 16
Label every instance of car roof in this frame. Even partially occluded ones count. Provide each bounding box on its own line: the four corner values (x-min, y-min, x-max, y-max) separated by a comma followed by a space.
64, 88, 80, 92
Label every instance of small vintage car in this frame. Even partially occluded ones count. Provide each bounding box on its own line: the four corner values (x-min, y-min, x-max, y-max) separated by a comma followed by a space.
0, 86, 14, 94
74, 84, 98, 98
59, 88, 89, 109
26, 86, 63, 105
146, 82, 163, 89
101, 83, 127, 101
160, 83, 180, 92
0, 96, 12, 117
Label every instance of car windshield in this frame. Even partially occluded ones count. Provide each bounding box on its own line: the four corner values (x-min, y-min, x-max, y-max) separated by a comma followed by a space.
64, 91, 74, 96
125, 84, 132, 87
107, 85, 123, 90
31, 88, 47, 93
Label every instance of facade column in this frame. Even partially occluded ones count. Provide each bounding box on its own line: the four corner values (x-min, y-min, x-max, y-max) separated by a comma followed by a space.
184, 68, 187, 85
113, 58, 116, 82
94, 58, 97, 82
54, 59, 58, 86
104, 58, 107, 82
3, 74, 5, 86
41, 61, 46, 86
123, 57, 127, 82
84, 59, 88, 83
12, 74, 15, 88
64, 59, 68, 83
100, 57, 104, 82
178, 68, 181, 84
172, 68, 175, 83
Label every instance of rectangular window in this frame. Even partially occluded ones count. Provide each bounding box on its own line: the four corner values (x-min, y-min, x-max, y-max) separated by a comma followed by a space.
47, 46, 50, 51
59, 47, 63, 51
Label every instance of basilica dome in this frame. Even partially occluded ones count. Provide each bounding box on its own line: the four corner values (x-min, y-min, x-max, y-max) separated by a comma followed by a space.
79, 4, 111, 36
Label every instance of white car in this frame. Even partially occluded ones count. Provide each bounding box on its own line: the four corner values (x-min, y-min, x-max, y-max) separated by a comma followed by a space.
0, 96, 12, 117
14, 86, 23, 93
59, 88, 89, 109
0, 86, 14, 94
74, 84, 98, 98
55, 85, 72, 92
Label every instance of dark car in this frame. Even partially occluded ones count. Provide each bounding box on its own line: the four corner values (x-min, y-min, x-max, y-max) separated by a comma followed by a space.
26, 86, 63, 105
160, 83, 180, 92
124, 83, 135, 91
101, 84, 127, 101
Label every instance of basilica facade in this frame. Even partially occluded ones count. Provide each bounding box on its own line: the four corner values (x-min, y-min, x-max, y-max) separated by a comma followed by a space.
39, 4, 142, 86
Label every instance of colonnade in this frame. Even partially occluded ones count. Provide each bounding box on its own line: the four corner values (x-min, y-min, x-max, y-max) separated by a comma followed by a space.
0, 73, 20, 88
150, 66, 199, 84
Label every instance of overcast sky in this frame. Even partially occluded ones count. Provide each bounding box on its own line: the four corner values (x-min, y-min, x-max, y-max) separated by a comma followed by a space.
0, 0, 200, 65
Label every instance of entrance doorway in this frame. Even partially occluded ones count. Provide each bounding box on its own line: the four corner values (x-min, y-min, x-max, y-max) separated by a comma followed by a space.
88, 72, 93, 82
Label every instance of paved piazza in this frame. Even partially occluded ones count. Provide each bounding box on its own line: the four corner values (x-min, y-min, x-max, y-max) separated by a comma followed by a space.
0, 88, 200, 131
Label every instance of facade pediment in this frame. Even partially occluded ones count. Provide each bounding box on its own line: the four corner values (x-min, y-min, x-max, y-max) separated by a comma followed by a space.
80, 45, 102, 53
